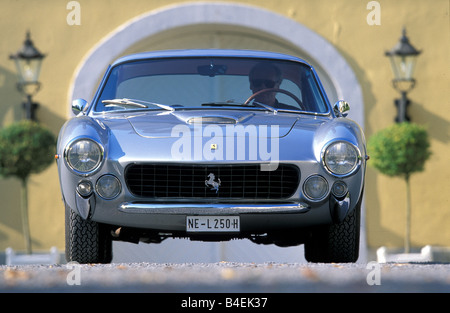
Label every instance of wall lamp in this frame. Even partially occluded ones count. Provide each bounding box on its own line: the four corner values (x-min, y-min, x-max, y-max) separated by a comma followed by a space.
9, 31, 46, 121
385, 28, 421, 123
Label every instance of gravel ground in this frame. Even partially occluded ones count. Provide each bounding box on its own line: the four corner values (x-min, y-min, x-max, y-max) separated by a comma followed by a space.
1, 262, 449, 293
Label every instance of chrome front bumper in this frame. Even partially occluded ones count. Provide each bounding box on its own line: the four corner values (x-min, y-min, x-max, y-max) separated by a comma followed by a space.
119, 202, 310, 215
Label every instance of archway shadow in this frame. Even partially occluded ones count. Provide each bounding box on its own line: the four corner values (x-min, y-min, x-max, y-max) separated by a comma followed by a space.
0, 66, 22, 246
35, 104, 67, 136
0, 66, 23, 125
410, 101, 449, 144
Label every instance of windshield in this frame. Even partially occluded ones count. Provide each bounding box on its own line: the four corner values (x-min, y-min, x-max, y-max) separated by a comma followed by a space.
93, 57, 329, 114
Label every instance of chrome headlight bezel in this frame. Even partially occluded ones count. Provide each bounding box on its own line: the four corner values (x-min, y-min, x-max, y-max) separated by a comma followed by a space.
64, 138, 104, 176
321, 140, 361, 177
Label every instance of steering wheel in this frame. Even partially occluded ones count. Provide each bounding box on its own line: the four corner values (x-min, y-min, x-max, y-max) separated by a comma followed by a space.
244, 88, 305, 110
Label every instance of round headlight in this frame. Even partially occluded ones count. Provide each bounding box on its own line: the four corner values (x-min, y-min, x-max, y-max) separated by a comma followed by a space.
65, 139, 103, 175
96, 175, 121, 199
323, 141, 359, 176
303, 175, 328, 200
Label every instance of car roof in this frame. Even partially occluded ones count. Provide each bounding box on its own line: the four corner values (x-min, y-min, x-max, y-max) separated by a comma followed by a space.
111, 49, 311, 67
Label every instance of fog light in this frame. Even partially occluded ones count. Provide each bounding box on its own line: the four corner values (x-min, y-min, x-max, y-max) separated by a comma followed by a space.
332, 181, 348, 198
96, 175, 121, 199
77, 181, 93, 197
303, 175, 328, 200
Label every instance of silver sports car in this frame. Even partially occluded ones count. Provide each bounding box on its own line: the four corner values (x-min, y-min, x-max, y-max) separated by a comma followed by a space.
57, 49, 367, 263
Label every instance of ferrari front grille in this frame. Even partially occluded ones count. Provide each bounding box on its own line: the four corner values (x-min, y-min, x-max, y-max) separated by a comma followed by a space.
125, 163, 299, 199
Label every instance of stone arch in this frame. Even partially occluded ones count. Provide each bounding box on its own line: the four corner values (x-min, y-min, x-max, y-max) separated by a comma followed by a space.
69, 2, 364, 127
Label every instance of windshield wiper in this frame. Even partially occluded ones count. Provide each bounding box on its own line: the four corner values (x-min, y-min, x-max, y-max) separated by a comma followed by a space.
102, 98, 174, 112
251, 101, 278, 114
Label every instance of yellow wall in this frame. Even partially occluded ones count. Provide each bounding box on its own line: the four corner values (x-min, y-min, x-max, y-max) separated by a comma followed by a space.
0, 0, 448, 252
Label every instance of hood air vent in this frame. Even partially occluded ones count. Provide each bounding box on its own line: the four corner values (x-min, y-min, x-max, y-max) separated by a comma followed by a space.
187, 116, 237, 124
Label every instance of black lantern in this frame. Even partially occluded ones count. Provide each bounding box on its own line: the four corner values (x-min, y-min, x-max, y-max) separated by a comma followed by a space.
10, 31, 46, 120
385, 28, 421, 123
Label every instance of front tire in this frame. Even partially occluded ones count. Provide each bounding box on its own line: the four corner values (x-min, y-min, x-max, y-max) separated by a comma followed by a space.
304, 197, 361, 263
65, 203, 112, 264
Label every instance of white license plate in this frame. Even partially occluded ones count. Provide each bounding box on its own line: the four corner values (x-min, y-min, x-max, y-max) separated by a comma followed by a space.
186, 216, 240, 232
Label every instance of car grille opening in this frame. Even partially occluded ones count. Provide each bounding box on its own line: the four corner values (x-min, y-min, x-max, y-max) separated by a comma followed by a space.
125, 164, 299, 199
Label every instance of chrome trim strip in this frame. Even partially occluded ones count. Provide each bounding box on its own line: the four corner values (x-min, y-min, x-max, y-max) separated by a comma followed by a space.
119, 202, 310, 215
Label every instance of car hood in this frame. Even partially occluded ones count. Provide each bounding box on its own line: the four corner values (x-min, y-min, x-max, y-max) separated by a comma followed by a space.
122, 109, 302, 138
97, 110, 339, 163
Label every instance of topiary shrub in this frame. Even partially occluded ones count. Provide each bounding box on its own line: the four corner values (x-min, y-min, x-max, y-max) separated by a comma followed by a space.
368, 122, 431, 253
0, 120, 56, 254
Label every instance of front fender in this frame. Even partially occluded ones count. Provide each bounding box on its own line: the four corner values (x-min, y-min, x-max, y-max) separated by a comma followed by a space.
313, 117, 367, 219
313, 117, 367, 162
56, 116, 110, 218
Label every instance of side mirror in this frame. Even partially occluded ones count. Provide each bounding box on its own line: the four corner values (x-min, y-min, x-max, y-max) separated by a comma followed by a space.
333, 100, 350, 117
72, 98, 88, 116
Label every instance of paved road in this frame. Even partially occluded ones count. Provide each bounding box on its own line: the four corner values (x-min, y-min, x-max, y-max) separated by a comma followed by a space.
1, 262, 449, 294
